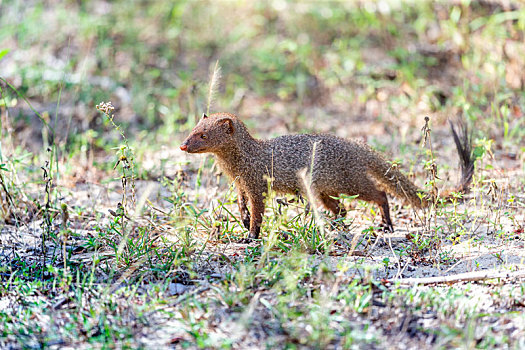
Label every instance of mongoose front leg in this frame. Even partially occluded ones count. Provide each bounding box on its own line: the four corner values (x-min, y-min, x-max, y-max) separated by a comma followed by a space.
247, 193, 265, 240
237, 190, 251, 230
320, 193, 347, 217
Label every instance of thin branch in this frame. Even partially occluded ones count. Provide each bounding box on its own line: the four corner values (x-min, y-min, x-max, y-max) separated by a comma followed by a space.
389, 269, 525, 286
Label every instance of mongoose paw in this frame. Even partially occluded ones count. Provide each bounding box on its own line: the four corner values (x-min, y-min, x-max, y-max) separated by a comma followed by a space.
380, 223, 394, 233
237, 231, 260, 244
237, 237, 255, 244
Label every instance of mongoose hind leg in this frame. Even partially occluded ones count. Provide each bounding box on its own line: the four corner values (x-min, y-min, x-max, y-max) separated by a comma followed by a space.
374, 191, 394, 232
320, 193, 347, 217
354, 185, 394, 232
378, 197, 394, 232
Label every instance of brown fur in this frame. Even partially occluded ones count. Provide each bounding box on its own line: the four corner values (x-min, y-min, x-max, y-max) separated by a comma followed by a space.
180, 113, 474, 240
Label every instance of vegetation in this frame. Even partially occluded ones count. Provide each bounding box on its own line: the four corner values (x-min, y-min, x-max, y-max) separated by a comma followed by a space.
1, 0, 524, 348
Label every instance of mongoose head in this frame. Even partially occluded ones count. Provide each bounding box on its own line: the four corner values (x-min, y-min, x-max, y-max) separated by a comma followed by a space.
180, 113, 237, 154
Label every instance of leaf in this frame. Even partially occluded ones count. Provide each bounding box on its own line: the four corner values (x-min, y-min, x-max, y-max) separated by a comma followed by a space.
0, 49, 9, 61
473, 145, 485, 159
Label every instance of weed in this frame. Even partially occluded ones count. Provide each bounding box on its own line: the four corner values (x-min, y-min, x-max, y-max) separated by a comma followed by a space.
96, 101, 136, 209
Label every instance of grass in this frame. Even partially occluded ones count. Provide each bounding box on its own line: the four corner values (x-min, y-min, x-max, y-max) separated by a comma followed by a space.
1, 0, 525, 348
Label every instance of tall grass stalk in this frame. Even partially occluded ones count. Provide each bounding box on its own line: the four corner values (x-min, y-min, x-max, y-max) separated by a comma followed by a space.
299, 140, 329, 253
206, 60, 221, 115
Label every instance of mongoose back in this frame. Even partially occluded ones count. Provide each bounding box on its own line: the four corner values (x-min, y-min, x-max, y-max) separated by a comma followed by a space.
180, 113, 474, 240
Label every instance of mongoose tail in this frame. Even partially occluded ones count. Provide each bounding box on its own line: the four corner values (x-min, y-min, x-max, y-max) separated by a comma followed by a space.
444, 119, 474, 196
367, 119, 474, 208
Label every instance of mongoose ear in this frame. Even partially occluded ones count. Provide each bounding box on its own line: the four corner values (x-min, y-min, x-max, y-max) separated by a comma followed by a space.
219, 118, 234, 134
201, 113, 208, 119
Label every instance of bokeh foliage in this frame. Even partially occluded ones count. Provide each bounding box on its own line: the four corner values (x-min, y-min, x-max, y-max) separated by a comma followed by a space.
1, 0, 524, 150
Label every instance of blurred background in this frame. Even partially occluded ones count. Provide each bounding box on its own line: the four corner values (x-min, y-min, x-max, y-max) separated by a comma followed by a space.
0, 0, 524, 181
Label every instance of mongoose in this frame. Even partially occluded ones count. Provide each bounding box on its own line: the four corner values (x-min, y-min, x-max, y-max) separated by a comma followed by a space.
180, 113, 474, 240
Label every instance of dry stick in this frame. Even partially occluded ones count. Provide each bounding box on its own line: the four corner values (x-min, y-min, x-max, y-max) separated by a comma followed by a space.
0, 172, 20, 227
61, 204, 69, 276
395, 258, 412, 280
386, 237, 403, 279
389, 269, 525, 286
348, 230, 363, 257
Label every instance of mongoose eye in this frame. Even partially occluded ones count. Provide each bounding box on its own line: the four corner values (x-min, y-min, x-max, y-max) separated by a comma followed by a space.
201, 134, 207, 139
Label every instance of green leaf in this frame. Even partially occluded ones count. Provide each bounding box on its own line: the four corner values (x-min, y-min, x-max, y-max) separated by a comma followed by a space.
0, 49, 9, 61
473, 145, 485, 159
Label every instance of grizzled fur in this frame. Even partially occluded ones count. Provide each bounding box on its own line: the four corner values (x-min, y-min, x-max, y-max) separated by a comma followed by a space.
180, 113, 474, 240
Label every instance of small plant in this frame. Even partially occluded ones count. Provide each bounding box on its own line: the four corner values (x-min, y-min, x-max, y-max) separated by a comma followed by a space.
40, 158, 52, 276
96, 101, 136, 210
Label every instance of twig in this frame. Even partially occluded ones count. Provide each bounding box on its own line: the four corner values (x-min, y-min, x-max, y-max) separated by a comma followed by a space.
170, 285, 212, 307
389, 269, 525, 286
386, 236, 403, 279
